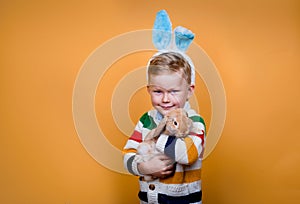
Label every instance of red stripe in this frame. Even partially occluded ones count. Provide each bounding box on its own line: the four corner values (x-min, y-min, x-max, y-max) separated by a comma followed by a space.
190, 130, 205, 146
129, 130, 142, 143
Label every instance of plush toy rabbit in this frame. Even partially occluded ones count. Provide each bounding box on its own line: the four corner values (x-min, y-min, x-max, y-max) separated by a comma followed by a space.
135, 108, 193, 181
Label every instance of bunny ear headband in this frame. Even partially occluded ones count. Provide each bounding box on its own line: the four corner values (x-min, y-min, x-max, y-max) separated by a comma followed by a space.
147, 10, 196, 85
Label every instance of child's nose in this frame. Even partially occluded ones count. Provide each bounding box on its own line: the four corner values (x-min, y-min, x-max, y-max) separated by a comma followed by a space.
162, 93, 170, 103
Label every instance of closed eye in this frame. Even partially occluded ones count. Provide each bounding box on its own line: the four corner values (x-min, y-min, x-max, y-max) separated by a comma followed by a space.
170, 90, 180, 94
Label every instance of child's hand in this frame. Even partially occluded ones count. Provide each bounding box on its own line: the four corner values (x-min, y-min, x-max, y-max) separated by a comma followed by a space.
137, 153, 175, 178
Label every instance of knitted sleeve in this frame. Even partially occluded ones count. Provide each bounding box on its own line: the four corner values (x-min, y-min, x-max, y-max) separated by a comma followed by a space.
155, 114, 206, 165
122, 112, 157, 176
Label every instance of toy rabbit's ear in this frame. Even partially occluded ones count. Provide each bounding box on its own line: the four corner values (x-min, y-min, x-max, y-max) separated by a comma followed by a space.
152, 10, 172, 50
187, 117, 193, 130
174, 26, 194, 52
153, 116, 168, 136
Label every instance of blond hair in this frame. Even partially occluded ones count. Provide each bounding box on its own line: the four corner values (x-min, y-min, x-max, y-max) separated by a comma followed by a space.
148, 52, 192, 84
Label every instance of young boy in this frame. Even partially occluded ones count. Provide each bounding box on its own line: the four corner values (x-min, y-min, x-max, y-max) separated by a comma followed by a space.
123, 51, 206, 204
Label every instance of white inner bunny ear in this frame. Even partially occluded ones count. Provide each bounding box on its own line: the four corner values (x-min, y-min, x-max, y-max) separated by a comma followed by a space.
174, 26, 195, 52
152, 10, 172, 50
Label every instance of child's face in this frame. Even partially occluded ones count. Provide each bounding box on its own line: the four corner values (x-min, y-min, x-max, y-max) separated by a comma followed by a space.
147, 71, 194, 116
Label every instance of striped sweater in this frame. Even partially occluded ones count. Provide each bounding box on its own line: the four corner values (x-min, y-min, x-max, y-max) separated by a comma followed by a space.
123, 105, 206, 204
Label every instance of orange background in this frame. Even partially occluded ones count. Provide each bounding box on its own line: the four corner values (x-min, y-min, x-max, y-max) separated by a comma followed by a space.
1, 0, 300, 204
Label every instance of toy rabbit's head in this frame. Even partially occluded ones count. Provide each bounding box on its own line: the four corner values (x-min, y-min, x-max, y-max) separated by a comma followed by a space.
164, 108, 193, 137
149, 108, 193, 140
154, 108, 193, 137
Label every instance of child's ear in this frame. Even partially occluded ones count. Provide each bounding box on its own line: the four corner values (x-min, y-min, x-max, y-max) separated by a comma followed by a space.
188, 85, 195, 98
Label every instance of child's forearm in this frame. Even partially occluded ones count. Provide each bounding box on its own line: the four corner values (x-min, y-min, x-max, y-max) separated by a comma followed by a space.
137, 154, 174, 178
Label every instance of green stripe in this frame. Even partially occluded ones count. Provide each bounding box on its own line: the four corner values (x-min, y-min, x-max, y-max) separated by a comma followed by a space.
140, 112, 157, 130
190, 115, 206, 129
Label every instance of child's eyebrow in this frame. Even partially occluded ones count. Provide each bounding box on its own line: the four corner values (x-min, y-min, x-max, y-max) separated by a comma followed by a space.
147, 85, 164, 91
147, 85, 179, 92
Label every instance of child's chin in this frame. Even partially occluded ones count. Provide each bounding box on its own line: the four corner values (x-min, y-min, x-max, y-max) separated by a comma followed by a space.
159, 107, 176, 115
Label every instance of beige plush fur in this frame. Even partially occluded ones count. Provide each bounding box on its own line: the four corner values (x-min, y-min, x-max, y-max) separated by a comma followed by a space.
135, 108, 193, 181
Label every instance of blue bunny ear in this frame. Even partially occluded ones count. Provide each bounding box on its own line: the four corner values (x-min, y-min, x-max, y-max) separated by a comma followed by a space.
152, 10, 172, 50
174, 26, 194, 52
